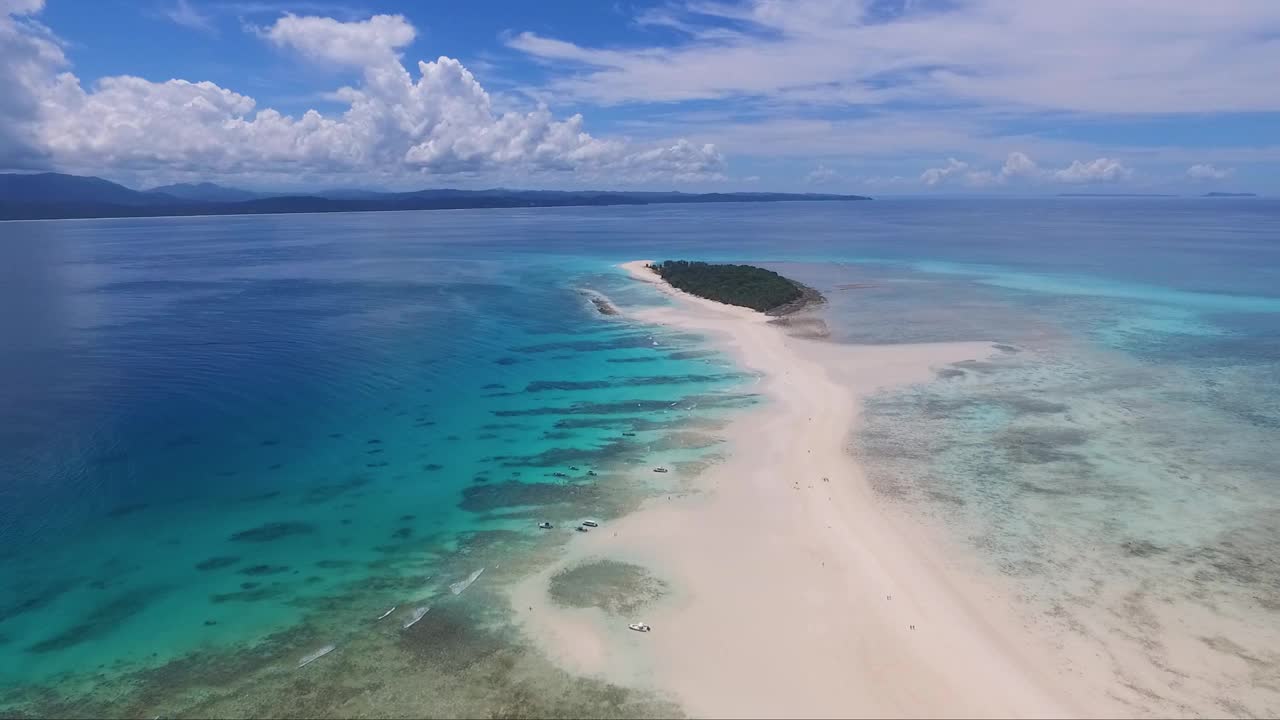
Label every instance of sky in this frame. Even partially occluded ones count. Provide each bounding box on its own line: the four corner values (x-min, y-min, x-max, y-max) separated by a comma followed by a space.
2, 0, 1278, 194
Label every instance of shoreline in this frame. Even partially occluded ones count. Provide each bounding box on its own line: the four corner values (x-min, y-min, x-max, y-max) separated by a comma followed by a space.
510, 260, 1099, 717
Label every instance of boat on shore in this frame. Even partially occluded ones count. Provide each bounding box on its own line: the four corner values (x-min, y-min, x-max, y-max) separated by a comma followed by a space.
297, 644, 335, 668
402, 606, 429, 629
450, 567, 485, 595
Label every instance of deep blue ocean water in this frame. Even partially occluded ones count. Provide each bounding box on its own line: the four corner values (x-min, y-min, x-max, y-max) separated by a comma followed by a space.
1, 199, 1277, 715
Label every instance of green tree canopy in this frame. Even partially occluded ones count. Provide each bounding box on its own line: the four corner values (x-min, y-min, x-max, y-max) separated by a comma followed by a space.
650, 260, 805, 312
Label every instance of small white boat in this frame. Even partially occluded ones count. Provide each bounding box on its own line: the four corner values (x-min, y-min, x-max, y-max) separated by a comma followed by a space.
376, 606, 396, 621
538, 521, 553, 529
402, 605, 430, 629
653, 467, 668, 473
297, 644, 335, 668
450, 567, 485, 595
628, 622, 652, 633
581, 520, 599, 528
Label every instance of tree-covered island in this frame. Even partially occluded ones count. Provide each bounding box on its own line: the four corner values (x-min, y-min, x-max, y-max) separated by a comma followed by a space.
649, 260, 824, 315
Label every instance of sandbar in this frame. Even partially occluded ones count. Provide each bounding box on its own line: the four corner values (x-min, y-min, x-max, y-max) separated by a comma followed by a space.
510, 260, 1103, 718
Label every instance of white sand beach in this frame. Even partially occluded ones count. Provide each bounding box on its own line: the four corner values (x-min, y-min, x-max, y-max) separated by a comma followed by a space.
511, 261, 1105, 718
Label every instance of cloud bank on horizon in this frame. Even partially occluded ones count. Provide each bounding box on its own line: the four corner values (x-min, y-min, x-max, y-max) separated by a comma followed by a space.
2, 0, 1277, 192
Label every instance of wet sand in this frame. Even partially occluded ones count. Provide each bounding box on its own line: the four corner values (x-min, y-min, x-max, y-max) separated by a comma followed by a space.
509, 261, 1106, 718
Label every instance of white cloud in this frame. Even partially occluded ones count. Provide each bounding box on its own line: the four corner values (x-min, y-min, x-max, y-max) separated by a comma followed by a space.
921, 158, 969, 186
978, 151, 1040, 186
1001, 151, 1039, 178
0, 0, 62, 168
508, 0, 1280, 114
1, 5, 724, 184
1186, 163, 1232, 180
164, 0, 215, 33
262, 13, 414, 67
1051, 157, 1131, 184
920, 153, 1136, 187
806, 163, 837, 184
0, 0, 45, 13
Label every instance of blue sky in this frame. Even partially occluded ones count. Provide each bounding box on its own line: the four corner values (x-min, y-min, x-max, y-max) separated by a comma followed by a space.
3, 0, 1278, 193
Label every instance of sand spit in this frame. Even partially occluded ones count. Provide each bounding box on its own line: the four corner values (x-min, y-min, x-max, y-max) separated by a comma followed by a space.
510, 260, 1108, 718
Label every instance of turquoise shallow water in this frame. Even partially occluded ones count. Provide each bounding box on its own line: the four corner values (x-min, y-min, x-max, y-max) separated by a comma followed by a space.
1, 199, 1278, 715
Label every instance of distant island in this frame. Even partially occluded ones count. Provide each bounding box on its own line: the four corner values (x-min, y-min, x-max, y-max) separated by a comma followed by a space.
649, 260, 823, 314
0, 172, 871, 221
1058, 193, 1177, 198
1058, 192, 1261, 199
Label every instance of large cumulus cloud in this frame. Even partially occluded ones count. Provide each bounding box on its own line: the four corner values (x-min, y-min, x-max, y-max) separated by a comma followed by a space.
0, 0, 63, 168
2, 5, 724, 184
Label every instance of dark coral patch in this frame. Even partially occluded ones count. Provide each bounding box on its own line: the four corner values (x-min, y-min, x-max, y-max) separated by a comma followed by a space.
26, 587, 165, 653
238, 490, 280, 503
229, 522, 315, 542
195, 556, 240, 571
107, 503, 149, 518
211, 584, 289, 604
998, 427, 1089, 465
459, 481, 603, 513
0, 578, 82, 624
1121, 540, 1166, 557
302, 477, 371, 505
239, 565, 290, 576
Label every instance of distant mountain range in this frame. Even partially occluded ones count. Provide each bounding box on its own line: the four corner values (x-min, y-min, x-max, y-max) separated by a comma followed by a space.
0, 173, 872, 221
146, 182, 268, 203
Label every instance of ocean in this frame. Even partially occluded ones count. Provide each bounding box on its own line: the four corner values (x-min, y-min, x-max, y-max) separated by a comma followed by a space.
1, 198, 1277, 716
